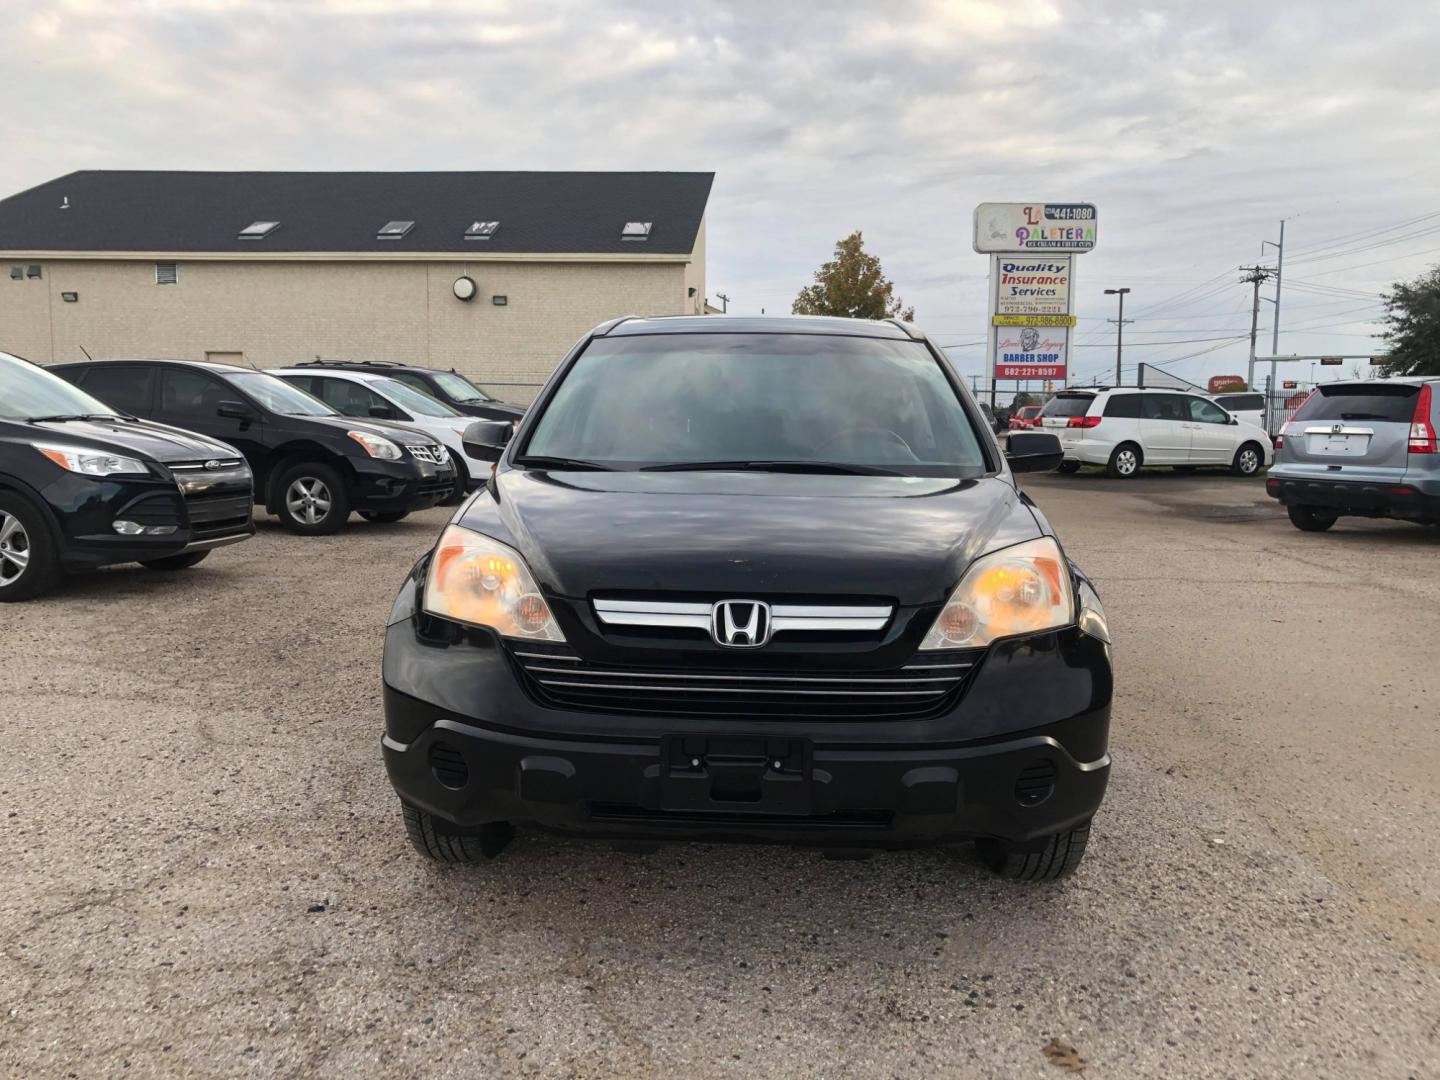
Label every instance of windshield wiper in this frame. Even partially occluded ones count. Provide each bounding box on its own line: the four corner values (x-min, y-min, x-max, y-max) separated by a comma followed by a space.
642, 459, 906, 476
26, 413, 128, 423
517, 455, 613, 472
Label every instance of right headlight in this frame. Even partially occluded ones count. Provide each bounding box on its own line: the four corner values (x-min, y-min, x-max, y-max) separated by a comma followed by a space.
919, 536, 1074, 650
422, 526, 566, 641
347, 430, 403, 460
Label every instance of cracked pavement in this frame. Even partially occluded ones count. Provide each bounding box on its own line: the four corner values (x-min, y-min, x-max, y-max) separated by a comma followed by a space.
2, 473, 1437, 1078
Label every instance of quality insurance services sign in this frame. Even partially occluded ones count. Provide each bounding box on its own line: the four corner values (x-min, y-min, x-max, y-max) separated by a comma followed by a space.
975, 202, 1097, 382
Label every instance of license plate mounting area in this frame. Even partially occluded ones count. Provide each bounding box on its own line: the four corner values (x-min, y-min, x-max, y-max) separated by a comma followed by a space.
660, 735, 812, 815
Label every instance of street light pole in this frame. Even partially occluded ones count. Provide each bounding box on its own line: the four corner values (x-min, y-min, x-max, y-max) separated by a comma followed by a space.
1104, 287, 1131, 385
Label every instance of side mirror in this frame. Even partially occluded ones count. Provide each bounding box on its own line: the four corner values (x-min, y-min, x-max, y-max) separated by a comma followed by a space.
216, 400, 252, 420
368, 405, 398, 420
1230, 416, 1239, 425
1005, 431, 1064, 474
461, 419, 514, 462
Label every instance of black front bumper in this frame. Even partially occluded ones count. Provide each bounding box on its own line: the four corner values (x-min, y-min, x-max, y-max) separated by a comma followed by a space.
381, 621, 1112, 850
1265, 475, 1440, 520
351, 458, 456, 513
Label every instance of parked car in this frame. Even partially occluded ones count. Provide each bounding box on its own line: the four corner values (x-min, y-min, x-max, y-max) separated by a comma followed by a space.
380, 315, 1111, 880
0, 351, 254, 601
289, 361, 524, 424
51, 359, 456, 534
1209, 391, 1266, 432
1039, 387, 1273, 478
271, 368, 491, 503
1008, 405, 1043, 430
1266, 378, 1438, 531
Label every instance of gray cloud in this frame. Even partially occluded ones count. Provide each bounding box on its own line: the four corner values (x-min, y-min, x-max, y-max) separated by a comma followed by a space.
3, 0, 1436, 387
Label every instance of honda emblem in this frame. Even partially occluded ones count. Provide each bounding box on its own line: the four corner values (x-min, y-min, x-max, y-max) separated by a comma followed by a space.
711, 600, 771, 648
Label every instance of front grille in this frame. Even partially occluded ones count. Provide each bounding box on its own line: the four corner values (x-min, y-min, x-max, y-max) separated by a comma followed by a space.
184, 492, 253, 538
417, 474, 456, 498
407, 444, 448, 465
508, 641, 982, 721
121, 492, 183, 528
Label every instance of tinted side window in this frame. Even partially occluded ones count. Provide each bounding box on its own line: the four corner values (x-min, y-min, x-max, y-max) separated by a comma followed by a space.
161, 368, 229, 419
388, 372, 435, 396
1219, 394, 1263, 411
312, 377, 390, 417
1142, 394, 1188, 421
78, 365, 155, 416
1103, 393, 1142, 418
1187, 397, 1229, 424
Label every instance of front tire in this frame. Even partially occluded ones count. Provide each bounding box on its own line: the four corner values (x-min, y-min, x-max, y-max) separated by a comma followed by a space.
977, 821, 1090, 881
140, 551, 210, 571
1106, 443, 1141, 479
0, 493, 61, 602
401, 803, 513, 864
1056, 460, 1081, 475
360, 511, 409, 524
1287, 505, 1338, 532
275, 462, 350, 535
1231, 442, 1264, 477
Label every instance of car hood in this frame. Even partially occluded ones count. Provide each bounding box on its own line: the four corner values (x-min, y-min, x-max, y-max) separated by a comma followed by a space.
23, 417, 244, 464
298, 413, 444, 446
463, 469, 1043, 606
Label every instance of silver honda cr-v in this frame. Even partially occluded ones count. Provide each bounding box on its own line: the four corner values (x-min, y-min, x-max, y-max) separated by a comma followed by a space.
1266, 377, 1439, 531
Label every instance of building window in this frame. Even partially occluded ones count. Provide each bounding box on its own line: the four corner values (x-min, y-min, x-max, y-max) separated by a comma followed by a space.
155, 262, 178, 285
26, 265, 41, 279
8, 266, 21, 280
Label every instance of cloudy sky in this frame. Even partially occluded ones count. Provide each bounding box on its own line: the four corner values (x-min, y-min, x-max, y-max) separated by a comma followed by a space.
5, 0, 1439, 390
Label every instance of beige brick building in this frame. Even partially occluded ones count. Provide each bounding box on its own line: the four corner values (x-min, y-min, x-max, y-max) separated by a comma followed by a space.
0, 171, 713, 403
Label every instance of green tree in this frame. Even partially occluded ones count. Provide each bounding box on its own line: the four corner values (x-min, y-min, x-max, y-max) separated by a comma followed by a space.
792, 231, 915, 321
1380, 264, 1440, 376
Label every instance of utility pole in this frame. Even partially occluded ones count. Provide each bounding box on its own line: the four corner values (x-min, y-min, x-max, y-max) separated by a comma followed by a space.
1262, 220, 1284, 355
714, 292, 730, 314
1103, 287, 1132, 385
1241, 265, 1276, 417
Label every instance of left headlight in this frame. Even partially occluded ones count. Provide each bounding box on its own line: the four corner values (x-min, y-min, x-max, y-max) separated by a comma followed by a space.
919, 536, 1074, 650
423, 526, 566, 641
35, 443, 149, 477
347, 430, 403, 460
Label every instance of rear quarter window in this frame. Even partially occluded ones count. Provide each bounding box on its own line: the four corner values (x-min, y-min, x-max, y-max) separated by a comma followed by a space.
1217, 394, 1263, 411
1103, 393, 1142, 418
1292, 384, 1418, 423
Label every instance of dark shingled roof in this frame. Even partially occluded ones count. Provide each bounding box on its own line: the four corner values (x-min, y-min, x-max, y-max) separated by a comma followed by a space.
0, 170, 713, 255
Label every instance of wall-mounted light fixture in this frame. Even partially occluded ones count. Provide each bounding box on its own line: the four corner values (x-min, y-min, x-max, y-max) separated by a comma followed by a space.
61, 291, 78, 303
492, 295, 508, 306
452, 275, 477, 301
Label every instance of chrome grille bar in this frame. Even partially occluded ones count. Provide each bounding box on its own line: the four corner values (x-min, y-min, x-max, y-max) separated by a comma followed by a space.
592, 598, 893, 634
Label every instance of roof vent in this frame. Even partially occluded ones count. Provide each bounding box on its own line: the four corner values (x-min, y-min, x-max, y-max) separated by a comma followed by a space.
238, 220, 280, 240
378, 220, 415, 240
60, 196, 70, 211
465, 221, 500, 240
621, 221, 652, 241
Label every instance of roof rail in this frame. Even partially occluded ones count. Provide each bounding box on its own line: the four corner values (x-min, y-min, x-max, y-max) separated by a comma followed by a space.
294, 359, 403, 368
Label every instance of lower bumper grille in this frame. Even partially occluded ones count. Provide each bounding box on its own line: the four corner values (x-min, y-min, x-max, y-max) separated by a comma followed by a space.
507, 641, 982, 721
184, 492, 253, 538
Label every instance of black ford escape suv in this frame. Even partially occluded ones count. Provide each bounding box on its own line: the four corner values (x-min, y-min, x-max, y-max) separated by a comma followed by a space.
381, 317, 1112, 879
0, 351, 254, 601
53, 359, 456, 534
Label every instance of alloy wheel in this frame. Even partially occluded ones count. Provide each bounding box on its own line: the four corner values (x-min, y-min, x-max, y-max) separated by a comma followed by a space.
1116, 450, 1138, 475
0, 511, 31, 588
1239, 448, 1259, 474
286, 477, 333, 526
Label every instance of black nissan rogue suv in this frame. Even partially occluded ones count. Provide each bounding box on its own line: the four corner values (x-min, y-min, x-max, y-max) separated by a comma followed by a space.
0, 351, 254, 601
382, 317, 1112, 879
53, 359, 456, 534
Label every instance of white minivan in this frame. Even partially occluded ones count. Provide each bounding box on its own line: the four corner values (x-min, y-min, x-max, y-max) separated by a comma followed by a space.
1039, 387, 1273, 478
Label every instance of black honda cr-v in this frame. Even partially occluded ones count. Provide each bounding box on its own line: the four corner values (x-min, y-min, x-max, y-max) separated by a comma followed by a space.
382, 317, 1112, 879
53, 359, 456, 534
0, 352, 254, 601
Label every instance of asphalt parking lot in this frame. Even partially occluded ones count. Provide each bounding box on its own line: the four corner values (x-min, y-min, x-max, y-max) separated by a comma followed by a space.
3, 472, 1437, 1079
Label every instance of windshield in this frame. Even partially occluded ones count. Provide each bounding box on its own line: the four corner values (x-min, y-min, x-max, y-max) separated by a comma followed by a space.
226, 371, 337, 415
372, 377, 463, 417
0, 353, 120, 420
432, 371, 494, 403
1292, 383, 1419, 423
522, 333, 987, 476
